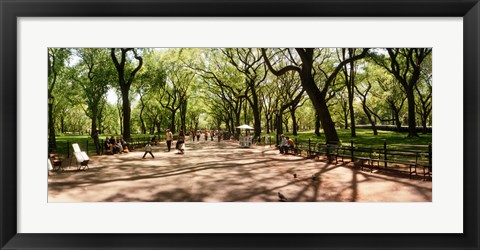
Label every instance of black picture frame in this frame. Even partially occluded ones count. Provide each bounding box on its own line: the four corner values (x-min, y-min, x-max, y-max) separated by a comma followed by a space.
1, 0, 478, 249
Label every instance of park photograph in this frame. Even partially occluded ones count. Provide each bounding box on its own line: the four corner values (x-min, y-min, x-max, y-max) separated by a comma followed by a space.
47, 47, 432, 202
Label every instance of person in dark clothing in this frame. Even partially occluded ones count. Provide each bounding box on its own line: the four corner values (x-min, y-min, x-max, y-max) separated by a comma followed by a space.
176, 130, 185, 154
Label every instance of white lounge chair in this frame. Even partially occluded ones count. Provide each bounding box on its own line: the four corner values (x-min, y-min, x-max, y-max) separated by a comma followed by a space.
70, 143, 90, 170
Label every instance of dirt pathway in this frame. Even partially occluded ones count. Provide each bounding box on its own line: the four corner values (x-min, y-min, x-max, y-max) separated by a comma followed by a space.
48, 140, 432, 202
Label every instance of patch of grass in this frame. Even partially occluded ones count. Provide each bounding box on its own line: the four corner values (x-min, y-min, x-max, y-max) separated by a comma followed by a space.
284, 128, 431, 151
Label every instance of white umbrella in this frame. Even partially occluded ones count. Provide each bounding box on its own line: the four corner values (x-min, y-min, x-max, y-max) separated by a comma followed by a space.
236, 124, 254, 130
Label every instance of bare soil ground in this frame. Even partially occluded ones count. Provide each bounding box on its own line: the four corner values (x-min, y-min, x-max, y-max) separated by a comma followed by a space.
48, 139, 432, 202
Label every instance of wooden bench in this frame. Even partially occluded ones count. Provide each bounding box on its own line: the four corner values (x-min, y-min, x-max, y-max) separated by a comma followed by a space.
419, 152, 432, 179
371, 150, 424, 177
333, 146, 355, 164
309, 143, 328, 160
422, 163, 432, 178
308, 142, 340, 163
328, 145, 374, 171
283, 144, 301, 155
289, 141, 303, 155
128, 138, 150, 150
351, 147, 374, 172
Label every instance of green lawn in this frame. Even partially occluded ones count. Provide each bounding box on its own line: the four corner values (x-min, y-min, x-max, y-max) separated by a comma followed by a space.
275, 128, 431, 151
51, 128, 432, 158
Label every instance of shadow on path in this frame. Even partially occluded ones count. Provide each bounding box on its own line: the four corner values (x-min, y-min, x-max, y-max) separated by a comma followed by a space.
48, 140, 432, 202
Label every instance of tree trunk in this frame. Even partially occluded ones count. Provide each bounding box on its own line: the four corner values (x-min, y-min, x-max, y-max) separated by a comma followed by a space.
230, 116, 234, 135
180, 100, 187, 133
149, 125, 154, 135
121, 91, 131, 140
315, 113, 321, 137
61, 117, 65, 134
345, 50, 356, 137
90, 116, 100, 154
315, 94, 338, 142
116, 102, 123, 135
291, 110, 298, 136
422, 118, 427, 134
48, 102, 56, 150
384, 48, 429, 137
283, 118, 289, 133
97, 116, 102, 135
249, 88, 262, 138
301, 64, 339, 142
406, 89, 418, 137
275, 113, 281, 145
119, 116, 123, 136
111, 48, 143, 141
252, 104, 261, 138
243, 104, 247, 125
348, 94, 356, 137
265, 115, 271, 134
140, 106, 146, 135
170, 111, 176, 134
270, 116, 274, 134
235, 111, 241, 139
362, 105, 378, 135
155, 122, 161, 136
343, 101, 349, 129
390, 104, 402, 132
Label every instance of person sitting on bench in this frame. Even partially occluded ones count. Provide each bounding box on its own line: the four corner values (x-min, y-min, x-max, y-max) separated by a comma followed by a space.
113, 139, 123, 154
105, 137, 113, 153
120, 137, 130, 152
282, 137, 295, 154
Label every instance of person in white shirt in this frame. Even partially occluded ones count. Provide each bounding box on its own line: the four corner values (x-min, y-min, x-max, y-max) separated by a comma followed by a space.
166, 129, 173, 152
142, 143, 154, 159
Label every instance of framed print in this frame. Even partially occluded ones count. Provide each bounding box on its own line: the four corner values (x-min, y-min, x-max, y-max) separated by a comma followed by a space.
1, 0, 479, 249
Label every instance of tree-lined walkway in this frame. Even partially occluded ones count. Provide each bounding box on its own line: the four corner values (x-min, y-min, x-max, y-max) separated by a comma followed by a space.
48, 140, 432, 202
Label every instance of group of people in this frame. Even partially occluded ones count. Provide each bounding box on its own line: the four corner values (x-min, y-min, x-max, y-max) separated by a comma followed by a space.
105, 136, 130, 154
190, 130, 223, 142
98, 128, 192, 159
278, 134, 295, 154
143, 129, 185, 158
103, 129, 294, 159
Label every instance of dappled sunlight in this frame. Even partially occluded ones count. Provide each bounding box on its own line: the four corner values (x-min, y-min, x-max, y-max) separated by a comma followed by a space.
49, 141, 432, 202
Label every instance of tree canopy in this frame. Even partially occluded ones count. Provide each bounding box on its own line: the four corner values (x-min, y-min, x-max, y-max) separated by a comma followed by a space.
48, 48, 432, 147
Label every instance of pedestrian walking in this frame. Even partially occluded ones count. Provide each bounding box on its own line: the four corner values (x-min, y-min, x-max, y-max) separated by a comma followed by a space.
176, 130, 185, 154
166, 129, 173, 152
